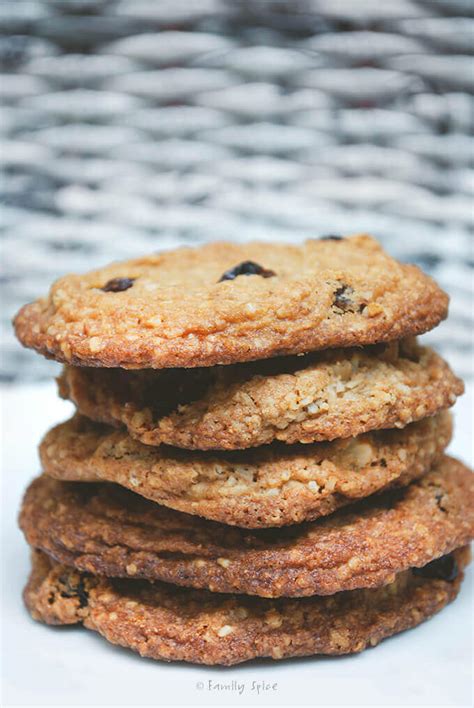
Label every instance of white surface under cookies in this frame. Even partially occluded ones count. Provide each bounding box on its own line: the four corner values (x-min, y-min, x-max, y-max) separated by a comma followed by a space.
1, 380, 472, 708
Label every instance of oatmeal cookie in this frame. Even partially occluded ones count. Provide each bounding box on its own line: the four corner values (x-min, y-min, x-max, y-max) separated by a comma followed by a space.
24, 547, 470, 665
20, 457, 474, 598
40, 413, 452, 528
58, 340, 463, 449
14, 235, 448, 369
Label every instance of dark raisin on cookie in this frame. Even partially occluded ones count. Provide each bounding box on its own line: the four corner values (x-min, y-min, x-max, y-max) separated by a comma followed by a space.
218, 261, 276, 282
333, 284, 355, 312
101, 277, 135, 293
320, 235, 344, 241
435, 491, 448, 513
413, 554, 458, 582
58, 574, 89, 608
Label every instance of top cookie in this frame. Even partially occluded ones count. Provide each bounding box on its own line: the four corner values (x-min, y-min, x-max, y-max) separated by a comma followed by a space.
14, 235, 448, 369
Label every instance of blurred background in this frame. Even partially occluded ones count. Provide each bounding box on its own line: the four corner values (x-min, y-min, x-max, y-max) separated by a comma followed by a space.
1, 0, 472, 383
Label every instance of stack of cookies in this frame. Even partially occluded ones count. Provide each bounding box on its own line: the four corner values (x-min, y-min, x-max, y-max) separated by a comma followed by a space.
15, 235, 473, 666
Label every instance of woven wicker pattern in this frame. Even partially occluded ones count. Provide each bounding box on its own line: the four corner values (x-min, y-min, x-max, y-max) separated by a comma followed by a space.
1, 0, 472, 381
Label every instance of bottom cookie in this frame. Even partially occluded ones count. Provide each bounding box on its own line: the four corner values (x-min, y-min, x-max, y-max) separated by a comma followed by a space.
25, 547, 470, 666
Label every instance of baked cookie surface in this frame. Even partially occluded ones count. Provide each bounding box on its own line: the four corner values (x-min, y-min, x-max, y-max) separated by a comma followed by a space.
58, 340, 463, 449
24, 547, 470, 665
40, 413, 452, 528
20, 457, 474, 598
14, 235, 448, 369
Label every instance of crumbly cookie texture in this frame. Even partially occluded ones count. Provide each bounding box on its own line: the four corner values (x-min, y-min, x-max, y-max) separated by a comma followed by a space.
24, 547, 470, 666
40, 413, 452, 528
58, 340, 463, 450
20, 457, 474, 598
14, 235, 448, 369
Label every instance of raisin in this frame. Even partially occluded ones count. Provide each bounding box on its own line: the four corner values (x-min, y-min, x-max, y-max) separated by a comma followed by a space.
435, 491, 447, 512
102, 277, 135, 292
218, 261, 275, 282
59, 575, 89, 608
413, 554, 458, 582
320, 235, 344, 241
333, 284, 355, 312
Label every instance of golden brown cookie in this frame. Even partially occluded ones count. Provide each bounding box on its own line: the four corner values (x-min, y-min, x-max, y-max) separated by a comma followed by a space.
24, 547, 470, 665
40, 413, 452, 528
58, 340, 463, 449
20, 457, 474, 598
14, 235, 448, 369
